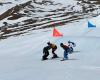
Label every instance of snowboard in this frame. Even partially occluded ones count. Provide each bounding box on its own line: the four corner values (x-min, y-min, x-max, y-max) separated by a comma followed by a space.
60, 59, 68, 61
60, 58, 78, 61
41, 57, 60, 61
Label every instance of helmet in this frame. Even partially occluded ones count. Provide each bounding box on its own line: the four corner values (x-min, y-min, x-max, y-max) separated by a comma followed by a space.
47, 42, 50, 45
60, 43, 63, 47
68, 40, 70, 43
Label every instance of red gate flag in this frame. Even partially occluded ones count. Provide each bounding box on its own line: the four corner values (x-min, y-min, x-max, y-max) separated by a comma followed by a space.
53, 27, 63, 37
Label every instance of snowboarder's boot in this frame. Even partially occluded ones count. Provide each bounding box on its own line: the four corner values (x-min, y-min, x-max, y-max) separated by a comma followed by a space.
42, 55, 48, 60
52, 54, 59, 59
61, 58, 68, 61
42, 57, 48, 60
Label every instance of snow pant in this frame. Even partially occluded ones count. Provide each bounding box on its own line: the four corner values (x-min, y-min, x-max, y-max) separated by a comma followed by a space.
63, 51, 68, 60
52, 46, 58, 58
42, 50, 49, 60
69, 47, 73, 53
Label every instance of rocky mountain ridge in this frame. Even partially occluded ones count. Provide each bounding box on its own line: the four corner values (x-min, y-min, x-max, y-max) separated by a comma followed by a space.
0, 0, 100, 39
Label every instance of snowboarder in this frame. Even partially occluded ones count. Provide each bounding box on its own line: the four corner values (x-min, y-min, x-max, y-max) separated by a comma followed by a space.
42, 45, 51, 60
68, 40, 76, 53
60, 43, 70, 61
47, 42, 58, 58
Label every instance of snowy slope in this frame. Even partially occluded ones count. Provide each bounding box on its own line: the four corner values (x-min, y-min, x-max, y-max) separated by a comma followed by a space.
0, 0, 79, 26
0, 14, 100, 80
1, 0, 100, 38
0, 0, 30, 15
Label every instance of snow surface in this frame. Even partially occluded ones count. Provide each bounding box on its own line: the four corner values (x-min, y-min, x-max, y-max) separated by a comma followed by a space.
0, 13, 100, 80
0, 0, 30, 15
0, 0, 79, 27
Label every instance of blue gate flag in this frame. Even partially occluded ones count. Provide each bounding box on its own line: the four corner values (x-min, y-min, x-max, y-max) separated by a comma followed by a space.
88, 21, 96, 28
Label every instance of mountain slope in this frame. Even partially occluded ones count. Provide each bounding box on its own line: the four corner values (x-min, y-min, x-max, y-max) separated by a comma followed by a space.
0, 14, 100, 80
0, 0, 100, 39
